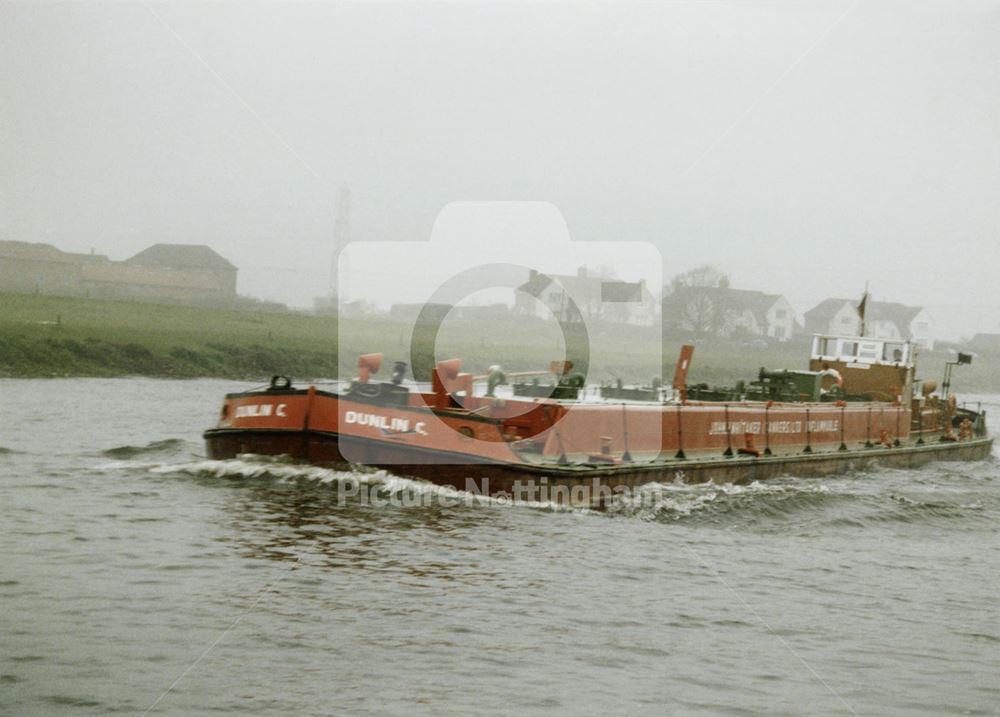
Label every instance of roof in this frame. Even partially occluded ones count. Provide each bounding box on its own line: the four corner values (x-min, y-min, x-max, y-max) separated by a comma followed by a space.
549, 274, 603, 301
721, 288, 784, 318
0, 240, 110, 265
867, 301, 923, 330
518, 271, 553, 298
519, 270, 613, 304
663, 286, 784, 326
545, 272, 654, 304
0, 240, 79, 264
126, 244, 236, 271
971, 333, 1000, 348
803, 298, 853, 319
804, 298, 923, 328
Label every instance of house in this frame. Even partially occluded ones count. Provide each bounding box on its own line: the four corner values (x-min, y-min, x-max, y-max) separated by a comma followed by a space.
0, 240, 238, 306
803, 298, 934, 349
514, 267, 658, 326
126, 243, 236, 295
0, 240, 108, 296
969, 333, 1000, 354
87, 244, 237, 305
661, 285, 797, 341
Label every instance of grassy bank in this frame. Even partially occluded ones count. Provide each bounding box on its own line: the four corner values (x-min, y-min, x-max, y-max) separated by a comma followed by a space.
0, 293, 339, 379
1, 293, 995, 393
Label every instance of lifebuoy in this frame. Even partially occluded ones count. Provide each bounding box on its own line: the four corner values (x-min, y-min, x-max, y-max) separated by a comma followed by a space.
819, 368, 844, 390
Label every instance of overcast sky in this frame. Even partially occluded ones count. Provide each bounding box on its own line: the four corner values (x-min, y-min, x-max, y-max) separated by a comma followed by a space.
2, 1, 998, 339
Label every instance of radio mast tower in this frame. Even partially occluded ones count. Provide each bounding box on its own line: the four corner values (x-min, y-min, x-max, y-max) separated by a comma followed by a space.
330, 184, 351, 306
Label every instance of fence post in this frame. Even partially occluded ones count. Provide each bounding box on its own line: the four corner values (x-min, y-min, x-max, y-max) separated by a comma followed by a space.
764, 403, 772, 456
674, 403, 686, 460
723, 404, 733, 457
865, 406, 873, 448
804, 407, 813, 454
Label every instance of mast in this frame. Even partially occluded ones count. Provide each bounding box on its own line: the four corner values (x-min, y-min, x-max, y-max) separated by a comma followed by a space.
330, 184, 351, 306
857, 281, 869, 337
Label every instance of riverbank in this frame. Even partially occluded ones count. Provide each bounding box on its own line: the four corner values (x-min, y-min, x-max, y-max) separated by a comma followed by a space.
1, 293, 996, 392
0, 293, 339, 379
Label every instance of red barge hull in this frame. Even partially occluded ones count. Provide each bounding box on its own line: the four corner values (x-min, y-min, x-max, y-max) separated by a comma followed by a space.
203, 384, 993, 503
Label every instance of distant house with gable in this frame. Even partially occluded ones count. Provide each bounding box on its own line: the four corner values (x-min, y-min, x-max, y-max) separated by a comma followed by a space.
803, 298, 934, 349
0, 239, 237, 306
0, 240, 108, 296
661, 284, 797, 341
514, 266, 658, 327
109, 243, 237, 304
969, 333, 1000, 354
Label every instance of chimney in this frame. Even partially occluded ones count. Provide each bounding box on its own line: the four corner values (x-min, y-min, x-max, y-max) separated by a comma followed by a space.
577, 265, 587, 278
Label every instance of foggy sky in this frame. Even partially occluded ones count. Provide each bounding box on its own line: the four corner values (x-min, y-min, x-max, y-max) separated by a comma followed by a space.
2, 1, 998, 339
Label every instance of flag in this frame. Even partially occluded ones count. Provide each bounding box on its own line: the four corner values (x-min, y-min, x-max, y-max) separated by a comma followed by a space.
857, 284, 869, 336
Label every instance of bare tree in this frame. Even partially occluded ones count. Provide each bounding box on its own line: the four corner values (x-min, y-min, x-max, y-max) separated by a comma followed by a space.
678, 289, 717, 335
665, 266, 736, 337
669, 264, 730, 291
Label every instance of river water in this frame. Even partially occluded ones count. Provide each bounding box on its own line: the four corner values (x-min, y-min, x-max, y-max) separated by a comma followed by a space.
1, 378, 998, 716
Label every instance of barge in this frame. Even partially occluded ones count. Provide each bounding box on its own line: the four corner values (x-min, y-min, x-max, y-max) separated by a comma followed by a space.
204, 333, 992, 504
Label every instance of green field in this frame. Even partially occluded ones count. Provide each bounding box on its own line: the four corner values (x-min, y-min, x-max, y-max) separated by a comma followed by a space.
1, 293, 995, 394
0, 293, 341, 379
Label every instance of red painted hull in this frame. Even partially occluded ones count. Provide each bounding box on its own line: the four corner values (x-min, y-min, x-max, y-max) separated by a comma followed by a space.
203, 386, 993, 503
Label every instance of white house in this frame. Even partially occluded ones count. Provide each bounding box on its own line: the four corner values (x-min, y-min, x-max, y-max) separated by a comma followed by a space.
803, 298, 934, 349
661, 285, 797, 341
514, 266, 658, 327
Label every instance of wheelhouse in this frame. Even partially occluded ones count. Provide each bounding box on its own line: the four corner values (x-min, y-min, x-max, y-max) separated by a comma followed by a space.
811, 334, 913, 369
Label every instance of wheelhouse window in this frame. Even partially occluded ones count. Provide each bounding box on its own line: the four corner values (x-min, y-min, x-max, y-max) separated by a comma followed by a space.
811, 334, 912, 366
858, 342, 880, 360
882, 342, 905, 362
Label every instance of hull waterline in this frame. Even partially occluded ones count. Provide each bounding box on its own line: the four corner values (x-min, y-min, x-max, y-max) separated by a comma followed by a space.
204, 425, 994, 505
